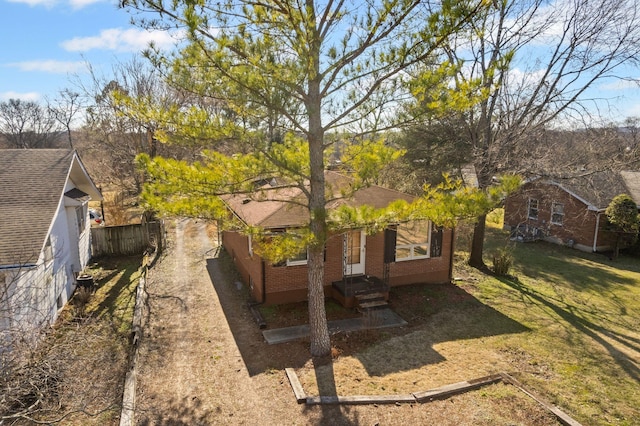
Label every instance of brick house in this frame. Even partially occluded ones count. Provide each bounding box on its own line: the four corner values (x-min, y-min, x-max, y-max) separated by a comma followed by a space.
503, 170, 640, 252
221, 171, 454, 306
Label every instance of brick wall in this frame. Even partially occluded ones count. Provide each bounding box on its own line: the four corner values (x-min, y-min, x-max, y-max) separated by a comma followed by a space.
221, 231, 264, 302
224, 227, 454, 305
504, 182, 617, 251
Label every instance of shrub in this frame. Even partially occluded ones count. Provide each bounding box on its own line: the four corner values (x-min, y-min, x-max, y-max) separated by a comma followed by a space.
492, 247, 513, 276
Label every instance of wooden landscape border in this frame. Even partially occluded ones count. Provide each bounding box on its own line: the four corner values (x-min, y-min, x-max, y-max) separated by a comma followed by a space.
285, 368, 583, 426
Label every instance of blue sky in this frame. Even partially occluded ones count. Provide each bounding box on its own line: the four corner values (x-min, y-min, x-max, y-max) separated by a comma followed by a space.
1, 0, 640, 124
0, 0, 173, 102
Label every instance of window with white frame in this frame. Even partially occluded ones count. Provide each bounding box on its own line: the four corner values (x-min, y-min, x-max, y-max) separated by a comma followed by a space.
395, 220, 431, 261
551, 202, 564, 225
528, 198, 539, 220
286, 249, 308, 266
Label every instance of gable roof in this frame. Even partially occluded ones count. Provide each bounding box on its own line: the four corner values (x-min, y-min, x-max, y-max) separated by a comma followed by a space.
224, 170, 414, 229
529, 170, 640, 211
0, 149, 102, 267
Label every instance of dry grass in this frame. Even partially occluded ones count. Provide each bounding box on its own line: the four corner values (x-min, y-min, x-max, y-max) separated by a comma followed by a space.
262, 213, 640, 425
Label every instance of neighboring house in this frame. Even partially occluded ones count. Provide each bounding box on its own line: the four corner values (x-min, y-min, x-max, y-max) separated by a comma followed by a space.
221, 171, 453, 307
503, 170, 640, 252
0, 149, 102, 336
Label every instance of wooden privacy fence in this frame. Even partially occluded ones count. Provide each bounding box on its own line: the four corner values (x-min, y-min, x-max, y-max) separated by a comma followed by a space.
91, 221, 165, 257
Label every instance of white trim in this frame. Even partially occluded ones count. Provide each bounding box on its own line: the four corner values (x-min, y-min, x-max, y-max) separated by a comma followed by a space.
550, 201, 564, 225
527, 198, 539, 220
395, 220, 432, 262
593, 213, 601, 252
286, 251, 308, 266
344, 230, 366, 275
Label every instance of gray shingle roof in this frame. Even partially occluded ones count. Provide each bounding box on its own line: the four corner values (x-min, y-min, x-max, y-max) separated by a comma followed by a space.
225, 170, 414, 228
0, 149, 100, 267
539, 170, 640, 210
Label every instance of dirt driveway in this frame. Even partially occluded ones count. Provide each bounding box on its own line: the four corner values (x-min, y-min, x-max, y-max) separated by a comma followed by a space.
135, 218, 317, 425
134, 218, 558, 425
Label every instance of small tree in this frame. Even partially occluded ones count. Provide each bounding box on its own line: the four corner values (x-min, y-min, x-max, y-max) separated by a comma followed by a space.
605, 194, 640, 259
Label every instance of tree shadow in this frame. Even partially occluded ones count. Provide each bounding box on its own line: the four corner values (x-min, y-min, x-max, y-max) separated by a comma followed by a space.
299, 356, 360, 426
135, 395, 216, 425
205, 253, 312, 376
88, 255, 142, 327
354, 283, 529, 376
509, 240, 640, 289
498, 275, 640, 383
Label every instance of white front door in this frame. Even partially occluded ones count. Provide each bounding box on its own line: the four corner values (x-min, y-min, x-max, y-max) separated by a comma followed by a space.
345, 230, 366, 276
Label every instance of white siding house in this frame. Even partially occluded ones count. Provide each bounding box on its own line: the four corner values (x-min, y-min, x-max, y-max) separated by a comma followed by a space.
0, 149, 102, 339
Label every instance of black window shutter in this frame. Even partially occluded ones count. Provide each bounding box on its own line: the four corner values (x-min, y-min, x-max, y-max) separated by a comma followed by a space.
384, 227, 397, 263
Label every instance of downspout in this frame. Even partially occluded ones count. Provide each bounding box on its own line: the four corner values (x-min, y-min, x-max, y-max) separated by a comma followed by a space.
261, 259, 266, 304
448, 227, 455, 282
592, 212, 601, 252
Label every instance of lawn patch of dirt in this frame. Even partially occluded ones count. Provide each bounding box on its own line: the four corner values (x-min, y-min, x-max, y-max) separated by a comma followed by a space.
135, 219, 563, 425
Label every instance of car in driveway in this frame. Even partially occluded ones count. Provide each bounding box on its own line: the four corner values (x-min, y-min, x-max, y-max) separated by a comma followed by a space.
89, 208, 105, 226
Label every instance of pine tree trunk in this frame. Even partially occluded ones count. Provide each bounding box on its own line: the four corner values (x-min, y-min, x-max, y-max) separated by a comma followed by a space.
305, 30, 331, 356
307, 244, 330, 357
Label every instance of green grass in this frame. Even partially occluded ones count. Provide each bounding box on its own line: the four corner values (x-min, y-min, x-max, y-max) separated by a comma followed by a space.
84, 255, 144, 333
463, 221, 640, 425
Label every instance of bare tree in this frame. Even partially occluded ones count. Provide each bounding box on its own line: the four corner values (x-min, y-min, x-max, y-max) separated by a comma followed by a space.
0, 99, 62, 149
47, 89, 83, 149
76, 57, 196, 193
409, 0, 640, 268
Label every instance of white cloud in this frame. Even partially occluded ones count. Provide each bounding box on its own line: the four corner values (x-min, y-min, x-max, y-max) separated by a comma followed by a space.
7, 0, 104, 9
61, 28, 179, 53
0, 91, 41, 101
68, 0, 103, 9
6, 0, 57, 7
599, 79, 640, 91
7, 60, 85, 73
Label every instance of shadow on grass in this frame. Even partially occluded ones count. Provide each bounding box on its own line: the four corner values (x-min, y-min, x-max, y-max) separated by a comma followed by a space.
352, 282, 530, 376
135, 395, 215, 425
87, 255, 142, 330
498, 275, 640, 383
494, 239, 640, 289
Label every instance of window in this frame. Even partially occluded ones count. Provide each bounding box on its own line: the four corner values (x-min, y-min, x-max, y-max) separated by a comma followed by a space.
528, 198, 539, 220
76, 205, 87, 234
551, 202, 564, 225
286, 250, 308, 266
395, 220, 431, 261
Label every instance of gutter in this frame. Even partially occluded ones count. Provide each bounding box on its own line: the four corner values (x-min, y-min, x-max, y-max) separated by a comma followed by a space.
0, 263, 37, 270
261, 259, 266, 304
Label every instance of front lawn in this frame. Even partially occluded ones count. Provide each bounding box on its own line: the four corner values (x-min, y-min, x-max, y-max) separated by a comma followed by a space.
291, 217, 640, 425
474, 221, 640, 425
